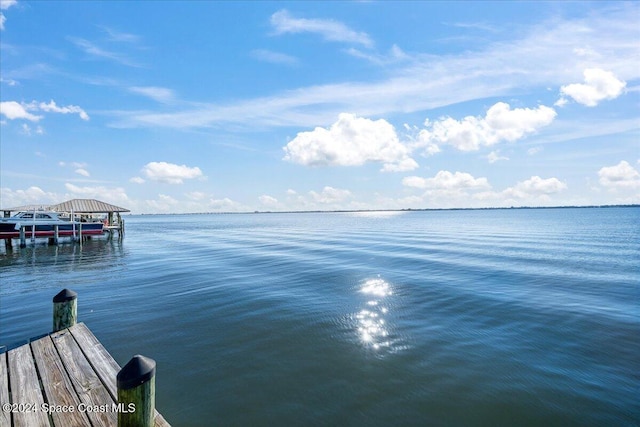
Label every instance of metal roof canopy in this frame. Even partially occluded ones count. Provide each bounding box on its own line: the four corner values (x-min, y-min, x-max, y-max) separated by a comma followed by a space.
1, 204, 53, 212
50, 199, 130, 213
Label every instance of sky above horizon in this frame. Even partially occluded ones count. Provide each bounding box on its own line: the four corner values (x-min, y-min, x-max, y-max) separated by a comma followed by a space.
1, 1, 639, 213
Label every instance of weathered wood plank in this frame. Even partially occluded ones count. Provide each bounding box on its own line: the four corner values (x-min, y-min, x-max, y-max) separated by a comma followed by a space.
69, 323, 119, 399
6, 344, 50, 427
31, 336, 91, 427
70, 323, 171, 427
0, 351, 11, 427
50, 329, 116, 427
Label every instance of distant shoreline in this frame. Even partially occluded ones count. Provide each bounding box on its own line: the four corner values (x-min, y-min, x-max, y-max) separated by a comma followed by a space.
135, 204, 640, 216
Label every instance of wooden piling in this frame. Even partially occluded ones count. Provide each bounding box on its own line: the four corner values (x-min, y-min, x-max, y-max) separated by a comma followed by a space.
19, 225, 26, 248
117, 355, 156, 427
52, 288, 78, 332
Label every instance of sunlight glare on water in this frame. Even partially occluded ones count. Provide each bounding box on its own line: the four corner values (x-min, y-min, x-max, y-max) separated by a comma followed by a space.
357, 277, 393, 351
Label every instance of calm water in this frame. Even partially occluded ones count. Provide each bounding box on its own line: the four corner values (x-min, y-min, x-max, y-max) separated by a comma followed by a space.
1, 208, 638, 426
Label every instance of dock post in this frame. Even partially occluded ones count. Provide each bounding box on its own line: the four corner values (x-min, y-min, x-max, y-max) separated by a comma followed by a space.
4, 238, 12, 250
54, 224, 59, 245
117, 355, 156, 427
52, 288, 78, 332
19, 226, 26, 248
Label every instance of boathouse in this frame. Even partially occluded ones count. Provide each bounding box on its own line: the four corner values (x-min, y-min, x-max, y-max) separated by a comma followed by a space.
1, 198, 130, 248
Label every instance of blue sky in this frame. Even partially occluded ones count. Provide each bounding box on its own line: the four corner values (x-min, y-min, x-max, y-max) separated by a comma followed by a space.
1, 1, 638, 213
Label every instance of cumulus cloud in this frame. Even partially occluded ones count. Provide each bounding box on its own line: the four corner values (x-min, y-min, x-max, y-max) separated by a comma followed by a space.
0, 0, 17, 31
0, 186, 59, 208
38, 100, 89, 120
64, 183, 129, 204
283, 113, 417, 172
21, 123, 44, 136
141, 161, 204, 184
75, 168, 90, 177
130, 176, 145, 184
508, 176, 567, 196
417, 102, 557, 152
0, 101, 42, 121
309, 186, 352, 204
486, 150, 509, 163
558, 68, 626, 107
402, 171, 491, 190
208, 197, 242, 211
0, 100, 89, 121
598, 160, 640, 190
258, 195, 280, 208
475, 176, 567, 203
271, 9, 373, 47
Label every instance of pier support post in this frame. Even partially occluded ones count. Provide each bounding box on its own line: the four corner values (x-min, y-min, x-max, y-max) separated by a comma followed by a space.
117, 355, 156, 427
4, 238, 12, 250
52, 289, 78, 332
19, 226, 26, 248
53, 224, 59, 245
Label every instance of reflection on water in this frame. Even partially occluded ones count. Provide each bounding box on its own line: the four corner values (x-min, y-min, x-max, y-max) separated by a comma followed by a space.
356, 277, 393, 351
0, 238, 127, 279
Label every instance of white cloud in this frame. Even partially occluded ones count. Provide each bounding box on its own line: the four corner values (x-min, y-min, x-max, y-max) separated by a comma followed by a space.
476, 176, 567, 203
510, 176, 567, 196
309, 186, 352, 204
598, 160, 640, 190
0, 100, 89, 121
417, 102, 557, 152
0, 101, 42, 121
141, 161, 204, 184
38, 100, 89, 120
208, 197, 241, 211
130, 176, 145, 184
114, 7, 639, 132
0, 186, 59, 208
345, 44, 408, 65
283, 113, 417, 172
527, 146, 543, 155
64, 183, 129, 204
271, 9, 373, 47
402, 171, 490, 190
250, 49, 298, 66
69, 37, 141, 67
75, 168, 90, 177
185, 191, 207, 201
0, 0, 17, 31
258, 195, 280, 208
129, 86, 175, 103
558, 68, 626, 107
486, 150, 509, 163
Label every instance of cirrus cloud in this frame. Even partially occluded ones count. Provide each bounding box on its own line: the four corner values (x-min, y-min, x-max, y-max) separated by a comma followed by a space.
271, 9, 373, 48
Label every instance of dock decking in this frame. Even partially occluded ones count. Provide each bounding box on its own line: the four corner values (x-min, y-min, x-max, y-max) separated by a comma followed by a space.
1, 323, 170, 427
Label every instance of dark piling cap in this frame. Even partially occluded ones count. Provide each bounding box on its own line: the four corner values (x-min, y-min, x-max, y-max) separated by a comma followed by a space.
117, 355, 156, 390
53, 288, 77, 303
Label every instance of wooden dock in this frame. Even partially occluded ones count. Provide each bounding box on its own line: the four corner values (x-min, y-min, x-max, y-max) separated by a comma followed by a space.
1, 323, 171, 427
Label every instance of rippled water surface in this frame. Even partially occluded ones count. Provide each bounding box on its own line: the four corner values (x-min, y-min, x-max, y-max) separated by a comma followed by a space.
1, 208, 639, 426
